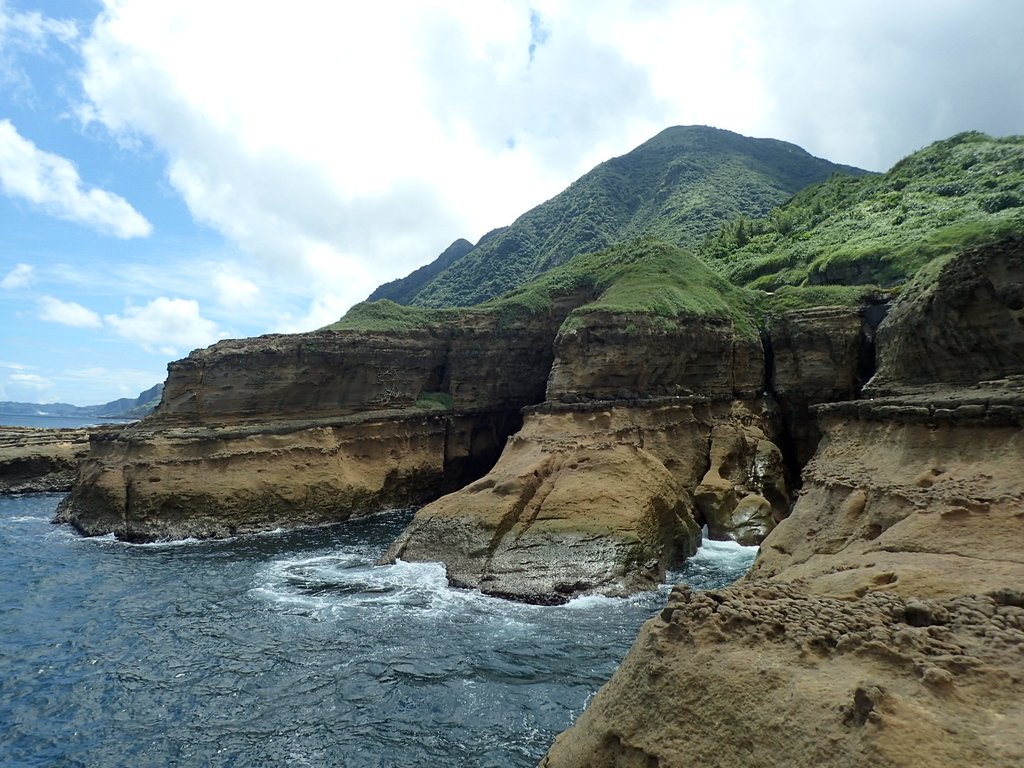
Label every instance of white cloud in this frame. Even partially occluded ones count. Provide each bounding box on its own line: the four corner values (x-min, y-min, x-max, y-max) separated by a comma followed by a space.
77, 1, 670, 322
10, 371, 51, 390
212, 271, 260, 311
105, 297, 223, 355
0, 119, 152, 238
1, 262, 33, 289
38, 295, 103, 328
0, 1, 77, 48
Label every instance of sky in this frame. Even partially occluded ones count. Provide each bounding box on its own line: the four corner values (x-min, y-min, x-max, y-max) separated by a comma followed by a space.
1, 1, 1023, 405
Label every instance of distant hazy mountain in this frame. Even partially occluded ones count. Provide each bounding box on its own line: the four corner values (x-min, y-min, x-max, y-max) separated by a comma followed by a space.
0, 383, 164, 420
375, 125, 865, 307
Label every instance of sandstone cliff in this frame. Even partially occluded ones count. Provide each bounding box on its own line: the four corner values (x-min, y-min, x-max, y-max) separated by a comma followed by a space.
386, 400, 781, 602
540, 238, 1024, 766
384, 289, 873, 600
56, 313, 564, 541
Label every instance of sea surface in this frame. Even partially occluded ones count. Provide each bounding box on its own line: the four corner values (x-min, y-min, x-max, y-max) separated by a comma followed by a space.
0, 415, 135, 429
0, 494, 757, 768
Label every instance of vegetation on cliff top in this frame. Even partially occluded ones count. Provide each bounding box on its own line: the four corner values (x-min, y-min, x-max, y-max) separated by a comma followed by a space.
386, 126, 863, 308
332, 239, 761, 338
701, 131, 1024, 290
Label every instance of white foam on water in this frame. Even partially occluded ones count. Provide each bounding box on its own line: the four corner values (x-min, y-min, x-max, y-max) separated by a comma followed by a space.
690, 536, 759, 560
253, 553, 549, 633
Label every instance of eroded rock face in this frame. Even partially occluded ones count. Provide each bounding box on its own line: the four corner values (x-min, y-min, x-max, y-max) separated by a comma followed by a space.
749, 388, 1024, 597
56, 411, 521, 541
155, 316, 560, 426
766, 304, 880, 468
694, 421, 788, 545
868, 235, 1024, 393
541, 241, 1024, 767
542, 584, 1024, 768
58, 312, 565, 540
385, 399, 788, 602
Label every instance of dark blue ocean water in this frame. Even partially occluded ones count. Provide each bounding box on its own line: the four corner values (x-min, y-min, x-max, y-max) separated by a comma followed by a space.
0, 494, 756, 768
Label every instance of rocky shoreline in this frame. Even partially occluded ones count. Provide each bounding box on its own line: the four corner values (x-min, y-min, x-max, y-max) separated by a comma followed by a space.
0, 426, 123, 494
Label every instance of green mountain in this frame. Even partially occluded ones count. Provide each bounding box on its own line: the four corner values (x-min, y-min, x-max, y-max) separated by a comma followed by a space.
381, 125, 865, 308
701, 131, 1024, 291
0, 383, 164, 421
368, 238, 474, 303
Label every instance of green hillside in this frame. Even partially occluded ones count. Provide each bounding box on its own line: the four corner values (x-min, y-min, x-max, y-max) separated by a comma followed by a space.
702, 131, 1024, 290
385, 125, 864, 308
332, 238, 758, 336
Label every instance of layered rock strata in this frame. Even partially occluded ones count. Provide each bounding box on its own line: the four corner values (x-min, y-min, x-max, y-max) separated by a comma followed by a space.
541, 240, 1024, 766
0, 426, 121, 493
57, 315, 564, 541
387, 308, 801, 601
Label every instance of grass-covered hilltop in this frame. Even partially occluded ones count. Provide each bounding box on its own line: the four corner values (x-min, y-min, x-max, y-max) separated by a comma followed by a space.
342, 129, 1023, 338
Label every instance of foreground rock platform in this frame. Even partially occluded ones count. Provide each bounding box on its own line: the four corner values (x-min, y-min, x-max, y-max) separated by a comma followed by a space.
542, 583, 1024, 768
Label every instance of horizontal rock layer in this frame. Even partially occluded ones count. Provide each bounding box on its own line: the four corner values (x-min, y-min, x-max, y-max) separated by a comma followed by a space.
0, 426, 122, 493
56, 410, 519, 542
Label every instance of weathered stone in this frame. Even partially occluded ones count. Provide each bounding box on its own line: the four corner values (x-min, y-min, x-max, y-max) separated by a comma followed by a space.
867, 235, 1024, 393
384, 403, 725, 602
0, 426, 123, 493
546, 310, 764, 402
542, 586, 1024, 768
693, 421, 788, 544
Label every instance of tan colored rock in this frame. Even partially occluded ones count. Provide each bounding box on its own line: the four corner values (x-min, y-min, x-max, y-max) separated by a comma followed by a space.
749, 398, 1024, 597
385, 400, 787, 602
56, 410, 515, 541
693, 421, 788, 544
542, 240, 1024, 767
59, 310, 568, 540
542, 584, 1024, 768
0, 426, 123, 493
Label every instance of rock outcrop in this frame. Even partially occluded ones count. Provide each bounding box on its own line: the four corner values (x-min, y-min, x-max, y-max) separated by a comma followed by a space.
0, 426, 122, 493
540, 238, 1024, 767
386, 400, 782, 602
542, 584, 1024, 768
867, 235, 1024, 393
386, 301, 800, 601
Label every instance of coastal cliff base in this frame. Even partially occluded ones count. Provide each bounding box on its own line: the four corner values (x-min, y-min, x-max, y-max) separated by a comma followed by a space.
385, 400, 787, 602
0, 426, 122, 493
